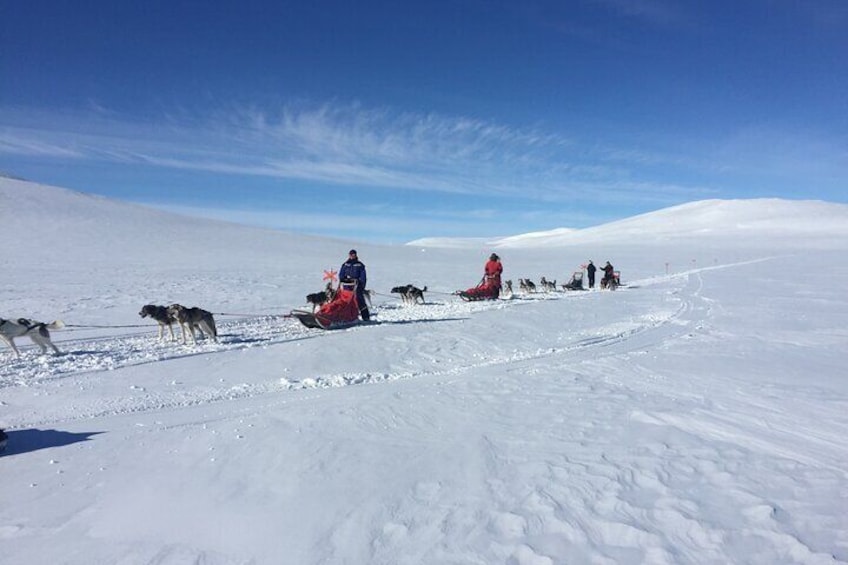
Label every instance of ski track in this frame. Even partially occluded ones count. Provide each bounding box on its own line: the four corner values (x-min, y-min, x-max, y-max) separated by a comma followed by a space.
1, 268, 719, 429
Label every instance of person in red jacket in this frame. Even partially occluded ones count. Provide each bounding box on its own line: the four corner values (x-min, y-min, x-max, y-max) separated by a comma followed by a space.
484, 253, 503, 297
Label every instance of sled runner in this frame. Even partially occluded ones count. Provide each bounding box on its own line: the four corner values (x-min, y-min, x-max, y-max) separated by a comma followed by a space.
291, 282, 364, 330
290, 310, 362, 330
456, 281, 500, 301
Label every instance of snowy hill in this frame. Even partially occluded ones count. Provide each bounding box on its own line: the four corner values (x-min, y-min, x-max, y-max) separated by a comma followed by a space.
410, 199, 848, 249
2, 177, 847, 565
6, 177, 846, 258
0, 176, 349, 269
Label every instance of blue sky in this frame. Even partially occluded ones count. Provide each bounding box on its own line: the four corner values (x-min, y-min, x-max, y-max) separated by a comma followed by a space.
2, 0, 846, 243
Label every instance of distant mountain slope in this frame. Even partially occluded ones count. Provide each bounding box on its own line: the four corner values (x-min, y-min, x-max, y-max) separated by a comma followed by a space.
6, 178, 847, 263
410, 199, 848, 249
0, 177, 346, 268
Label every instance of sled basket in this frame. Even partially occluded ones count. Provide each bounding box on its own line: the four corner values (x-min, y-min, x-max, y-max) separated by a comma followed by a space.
456, 282, 500, 301
292, 285, 361, 329
563, 271, 585, 291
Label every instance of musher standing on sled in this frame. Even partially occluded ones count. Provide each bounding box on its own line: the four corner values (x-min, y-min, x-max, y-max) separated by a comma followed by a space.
339, 249, 370, 321
484, 253, 503, 298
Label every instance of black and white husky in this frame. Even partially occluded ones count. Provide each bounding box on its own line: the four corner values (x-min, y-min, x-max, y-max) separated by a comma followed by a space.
391, 284, 427, 305
139, 304, 178, 341
167, 304, 218, 344
0, 317, 64, 358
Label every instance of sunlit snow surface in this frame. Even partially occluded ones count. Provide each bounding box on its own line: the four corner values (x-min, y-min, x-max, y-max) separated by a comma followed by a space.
2, 178, 847, 564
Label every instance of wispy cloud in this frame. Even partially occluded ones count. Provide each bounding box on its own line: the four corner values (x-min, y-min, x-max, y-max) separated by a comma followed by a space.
4, 100, 842, 241
0, 134, 85, 158
0, 102, 711, 206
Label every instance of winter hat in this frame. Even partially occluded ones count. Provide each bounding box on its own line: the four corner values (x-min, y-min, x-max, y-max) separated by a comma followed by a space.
349, 249, 357, 255
490, 253, 499, 260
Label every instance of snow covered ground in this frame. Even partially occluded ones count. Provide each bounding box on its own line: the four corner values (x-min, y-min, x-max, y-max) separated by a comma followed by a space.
1, 177, 847, 564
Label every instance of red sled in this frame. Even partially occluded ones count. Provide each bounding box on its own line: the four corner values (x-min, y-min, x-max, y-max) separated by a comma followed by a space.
291, 285, 362, 329
456, 282, 500, 301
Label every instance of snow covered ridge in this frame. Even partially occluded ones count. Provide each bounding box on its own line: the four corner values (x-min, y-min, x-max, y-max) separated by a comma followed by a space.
410, 199, 848, 248
0, 176, 352, 269
3, 176, 847, 252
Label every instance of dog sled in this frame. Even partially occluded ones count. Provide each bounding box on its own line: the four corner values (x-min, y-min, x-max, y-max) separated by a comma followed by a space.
601, 271, 622, 290
562, 271, 586, 291
291, 281, 364, 330
455, 280, 500, 301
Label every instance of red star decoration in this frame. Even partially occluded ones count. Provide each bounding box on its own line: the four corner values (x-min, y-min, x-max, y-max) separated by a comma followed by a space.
323, 269, 338, 282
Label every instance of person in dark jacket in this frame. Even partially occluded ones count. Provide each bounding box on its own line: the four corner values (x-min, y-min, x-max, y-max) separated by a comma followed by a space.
601, 261, 615, 289
586, 260, 597, 289
339, 249, 370, 320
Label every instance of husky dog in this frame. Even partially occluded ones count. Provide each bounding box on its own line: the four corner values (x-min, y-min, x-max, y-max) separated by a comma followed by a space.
0, 317, 64, 358
139, 304, 178, 341
166, 304, 218, 344
306, 282, 336, 312
391, 284, 427, 305
539, 277, 557, 292
519, 278, 536, 293
501, 280, 514, 297
390, 286, 408, 301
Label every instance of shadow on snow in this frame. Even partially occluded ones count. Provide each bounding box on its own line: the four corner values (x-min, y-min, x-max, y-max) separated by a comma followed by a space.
2, 428, 104, 456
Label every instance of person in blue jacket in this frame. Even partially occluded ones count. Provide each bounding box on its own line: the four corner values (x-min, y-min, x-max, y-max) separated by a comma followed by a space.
339, 249, 370, 321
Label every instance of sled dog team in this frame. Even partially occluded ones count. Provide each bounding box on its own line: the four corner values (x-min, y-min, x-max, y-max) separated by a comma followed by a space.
1, 288, 406, 359
1, 278, 601, 357
2, 252, 617, 358
0, 304, 219, 359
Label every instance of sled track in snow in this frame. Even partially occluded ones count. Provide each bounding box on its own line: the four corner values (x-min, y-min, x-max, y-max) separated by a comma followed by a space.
0, 315, 319, 389
1, 273, 710, 427
286, 272, 706, 390
1, 289, 593, 389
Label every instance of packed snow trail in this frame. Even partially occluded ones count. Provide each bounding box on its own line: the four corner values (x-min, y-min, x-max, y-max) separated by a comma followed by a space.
3, 274, 695, 429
